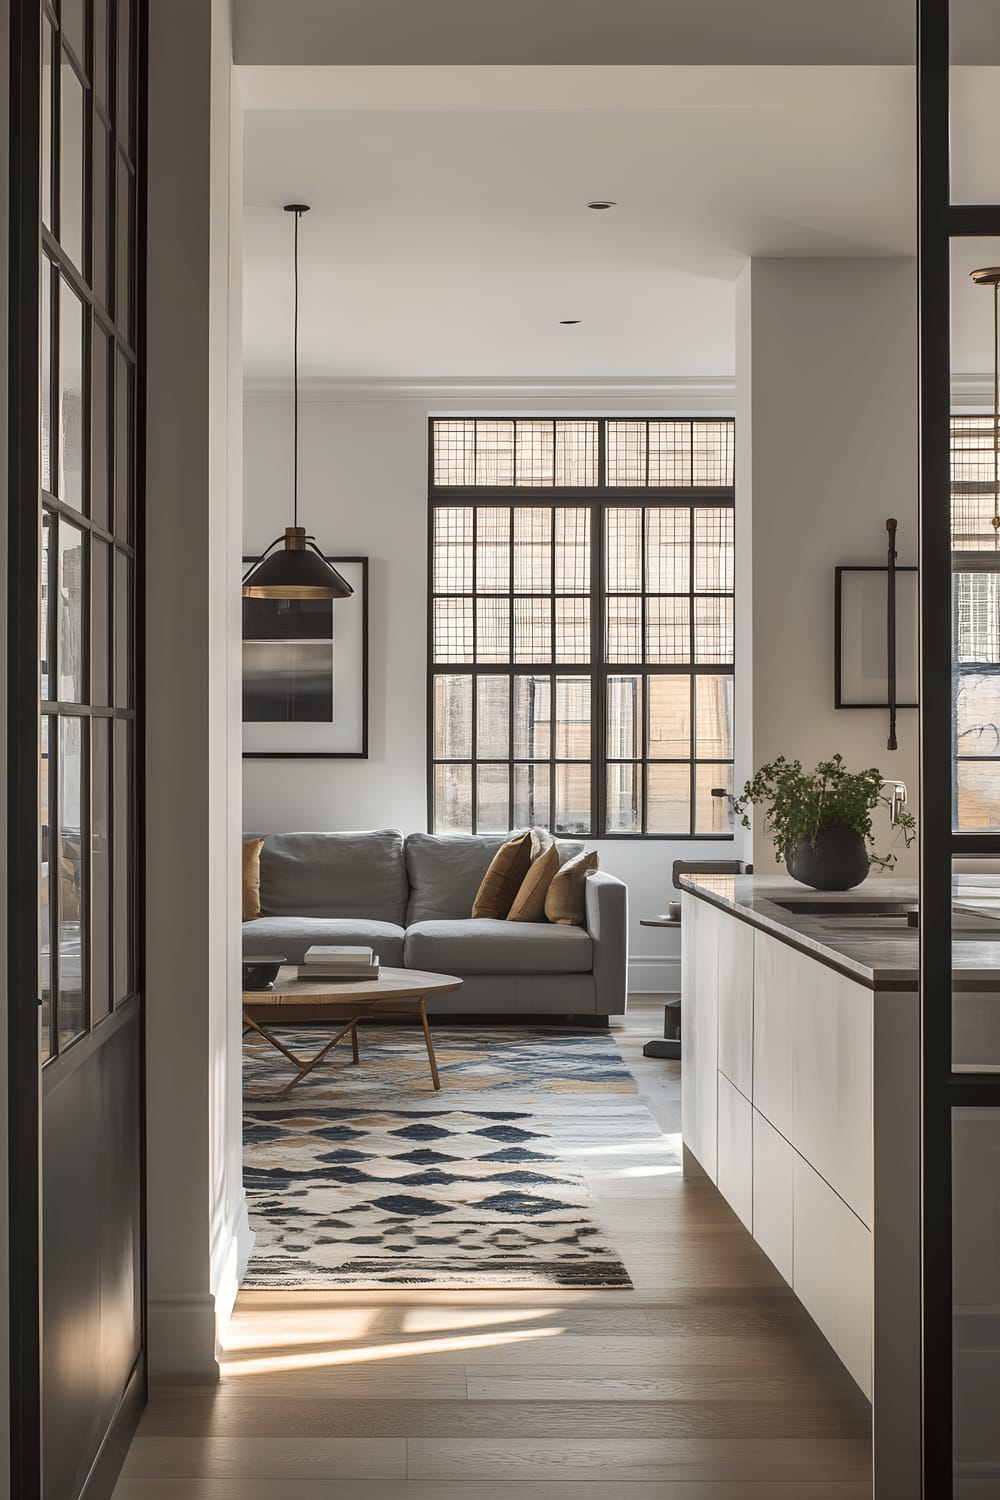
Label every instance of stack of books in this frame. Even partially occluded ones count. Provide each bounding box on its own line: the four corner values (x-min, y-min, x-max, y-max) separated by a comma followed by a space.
298, 945, 380, 980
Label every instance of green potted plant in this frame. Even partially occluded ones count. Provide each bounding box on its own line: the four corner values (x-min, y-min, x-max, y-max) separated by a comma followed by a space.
732, 754, 917, 891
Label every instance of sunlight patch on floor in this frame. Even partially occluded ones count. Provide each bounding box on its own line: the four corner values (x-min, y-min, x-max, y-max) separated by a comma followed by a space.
221, 1325, 561, 1377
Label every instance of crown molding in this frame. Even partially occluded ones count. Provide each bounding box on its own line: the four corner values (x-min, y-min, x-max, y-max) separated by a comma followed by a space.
242, 375, 737, 412
951, 374, 993, 408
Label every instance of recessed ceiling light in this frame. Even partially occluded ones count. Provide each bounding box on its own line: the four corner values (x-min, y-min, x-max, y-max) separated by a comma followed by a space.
560, 319, 581, 325
587, 200, 617, 210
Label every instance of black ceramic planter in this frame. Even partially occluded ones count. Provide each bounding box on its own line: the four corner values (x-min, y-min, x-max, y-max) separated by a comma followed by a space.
785, 827, 870, 891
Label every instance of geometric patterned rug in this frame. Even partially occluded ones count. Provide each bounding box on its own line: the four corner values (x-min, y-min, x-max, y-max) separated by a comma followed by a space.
242, 1027, 673, 1289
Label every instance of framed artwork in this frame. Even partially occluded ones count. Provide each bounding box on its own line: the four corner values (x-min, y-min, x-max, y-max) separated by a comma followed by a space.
242, 555, 368, 759
835, 564, 918, 709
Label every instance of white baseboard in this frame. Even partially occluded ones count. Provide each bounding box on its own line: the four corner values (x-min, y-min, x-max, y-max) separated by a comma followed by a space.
628, 955, 681, 995
148, 1193, 255, 1384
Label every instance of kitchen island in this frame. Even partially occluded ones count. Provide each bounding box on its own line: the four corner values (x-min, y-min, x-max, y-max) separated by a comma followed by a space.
679, 874, 936, 1498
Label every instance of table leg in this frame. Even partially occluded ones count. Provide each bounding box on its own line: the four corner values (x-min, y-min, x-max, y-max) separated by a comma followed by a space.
351, 1023, 360, 1066
418, 998, 441, 1091
243, 1010, 311, 1070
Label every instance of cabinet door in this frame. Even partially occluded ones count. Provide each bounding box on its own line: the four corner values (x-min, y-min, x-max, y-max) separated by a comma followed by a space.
753, 1108, 794, 1285
681, 893, 719, 1181
718, 1073, 753, 1229
752, 931, 795, 1140
792, 954, 872, 1227
793, 1153, 872, 1398
718, 913, 753, 1097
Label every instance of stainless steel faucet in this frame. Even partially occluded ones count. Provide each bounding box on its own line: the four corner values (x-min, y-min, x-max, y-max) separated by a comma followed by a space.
882, 779, 908, 826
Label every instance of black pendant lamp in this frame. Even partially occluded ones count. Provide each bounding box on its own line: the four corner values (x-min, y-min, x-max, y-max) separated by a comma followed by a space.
242, 204, 353, 600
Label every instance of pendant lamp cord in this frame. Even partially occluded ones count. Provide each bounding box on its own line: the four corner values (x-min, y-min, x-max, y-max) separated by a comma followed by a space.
293, 207, 300, 531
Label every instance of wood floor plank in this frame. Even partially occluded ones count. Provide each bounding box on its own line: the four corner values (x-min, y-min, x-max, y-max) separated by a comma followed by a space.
112, 1480, 873, 1500
119, 1436, 407, 1482
406, 1436, 873, 1483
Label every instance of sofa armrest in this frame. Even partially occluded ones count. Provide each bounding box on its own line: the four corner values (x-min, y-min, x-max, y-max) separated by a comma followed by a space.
584, 870, 628, 1015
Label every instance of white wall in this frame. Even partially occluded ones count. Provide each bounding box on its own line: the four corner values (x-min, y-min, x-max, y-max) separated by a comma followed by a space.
146, 0, 249, 1380
243, 382, 747, 993
738, 258, 919, 875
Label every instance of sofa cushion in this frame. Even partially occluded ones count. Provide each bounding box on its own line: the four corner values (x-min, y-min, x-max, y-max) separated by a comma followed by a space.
242, 917, 406, 968
507, 842, 561, 922
403, 918, 592, 975
405, 833, 584, 925
546, 849, 601, 926
242, 838, 264, 922
258, 830, 407, 923
471, 831, 533, 919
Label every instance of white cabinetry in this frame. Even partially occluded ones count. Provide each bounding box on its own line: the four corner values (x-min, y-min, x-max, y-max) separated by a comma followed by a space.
752, 1108, 794, 1284
717, 1073, 753, 1230
718, 913, 754, 1096
681, 892, 719, 1182
793, 1153, 872, 1398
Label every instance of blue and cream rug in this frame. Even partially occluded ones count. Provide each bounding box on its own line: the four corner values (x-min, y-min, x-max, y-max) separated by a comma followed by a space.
243, 1027, 673, 1290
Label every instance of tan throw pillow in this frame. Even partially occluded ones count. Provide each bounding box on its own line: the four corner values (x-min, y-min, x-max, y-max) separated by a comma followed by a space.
471, 831, 533, 919
242, 838, 265, 921
507, 842, 561, 923
544, 849, 600, 926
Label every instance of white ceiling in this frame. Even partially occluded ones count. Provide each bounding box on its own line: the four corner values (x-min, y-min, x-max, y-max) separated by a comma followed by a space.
242, 66, 923, 381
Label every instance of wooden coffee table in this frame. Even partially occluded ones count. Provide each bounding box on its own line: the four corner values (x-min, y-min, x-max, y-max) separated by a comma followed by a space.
242, 966, 462, 1096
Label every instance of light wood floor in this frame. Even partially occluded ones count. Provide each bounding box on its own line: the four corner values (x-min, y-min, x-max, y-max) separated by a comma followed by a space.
113, 997, 872, 1499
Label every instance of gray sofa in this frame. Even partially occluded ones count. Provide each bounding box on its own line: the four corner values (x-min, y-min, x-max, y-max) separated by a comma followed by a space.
242, 829, 628, 1020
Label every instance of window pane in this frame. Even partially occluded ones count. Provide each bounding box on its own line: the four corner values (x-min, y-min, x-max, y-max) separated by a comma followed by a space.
694, 596, 734, 664
113, 718, 131, 1003
513, 763, 549, 830
475, 597, 509, 663
474, 421, 514, 485
91, 717, 110, 1022
555, 420, 598, 486
956, 674, 1000, 755
648, 420, 692, 486
58, 715, 86, 1047
434, 763, 472, 833
41, 512, 53, 700
606, 421, 646, 486
956, 760, 1000, 830
693, 421, 735, 487
555, 597, 590, 664
695, 508, 735, 590
554, 508, 590, 593
513, 507, 551, 592
58, 276, 85, 510
696, 764, 734, 835
955, 572, 1000, 663
646, 508, 690, 593
647, 763, 691, 835
41, 256, 52, 492
606, 595, 641, 663
607, 675, 642, 760
555, 677, 591, 760
433, 507, 473, 592
606, 762, 641, 834
114, 351, 132, 537
554, 763, 590, 835
94, 0, 109, 108
58, 520, 86, 702
91, 321, 111, 528
93, 119, 110, 309
607, 508, 642, 591
91, 538, 110, 705
61, 0, 86, 64
648, 675, 691, 758
60, 57, 86, 272
514, 675, 551, 759
433, 598, 473, 663
475, 507, 510, 592
952, 416, 999, 548
515, 421, 554, 486
42, 20, 53, 229
476, 676, 509, 759
514, 598, 551, 663
433, 420, 476, 486
476, 764, 509, 833
433, 674, 472, 758
40, 715, 53, 1064
114, 551, 131, 707
646, 597, 690, 664
695, 674, 734, 759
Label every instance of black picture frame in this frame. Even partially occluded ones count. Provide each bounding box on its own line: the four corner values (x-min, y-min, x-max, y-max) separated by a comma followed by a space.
241, 554, 369, 759
834, 563, 919, 710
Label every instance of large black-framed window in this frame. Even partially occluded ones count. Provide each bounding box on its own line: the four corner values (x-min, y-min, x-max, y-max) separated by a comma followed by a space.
428, 418, 735, 839
39, 0, 139, 1064
951, 414, 1000, 829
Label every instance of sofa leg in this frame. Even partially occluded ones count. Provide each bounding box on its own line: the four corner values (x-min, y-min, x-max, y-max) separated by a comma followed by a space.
573, 1013, 610, 1029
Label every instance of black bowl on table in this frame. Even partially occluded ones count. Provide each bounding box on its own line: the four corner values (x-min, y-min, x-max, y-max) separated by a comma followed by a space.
242, 956, 287, 992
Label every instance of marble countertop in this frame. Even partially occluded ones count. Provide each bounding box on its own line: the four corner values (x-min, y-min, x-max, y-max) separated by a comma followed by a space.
677, 873, 1000, 989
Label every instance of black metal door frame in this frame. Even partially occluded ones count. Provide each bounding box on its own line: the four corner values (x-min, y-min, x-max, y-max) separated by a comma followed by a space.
918, 2, 1000, 1493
